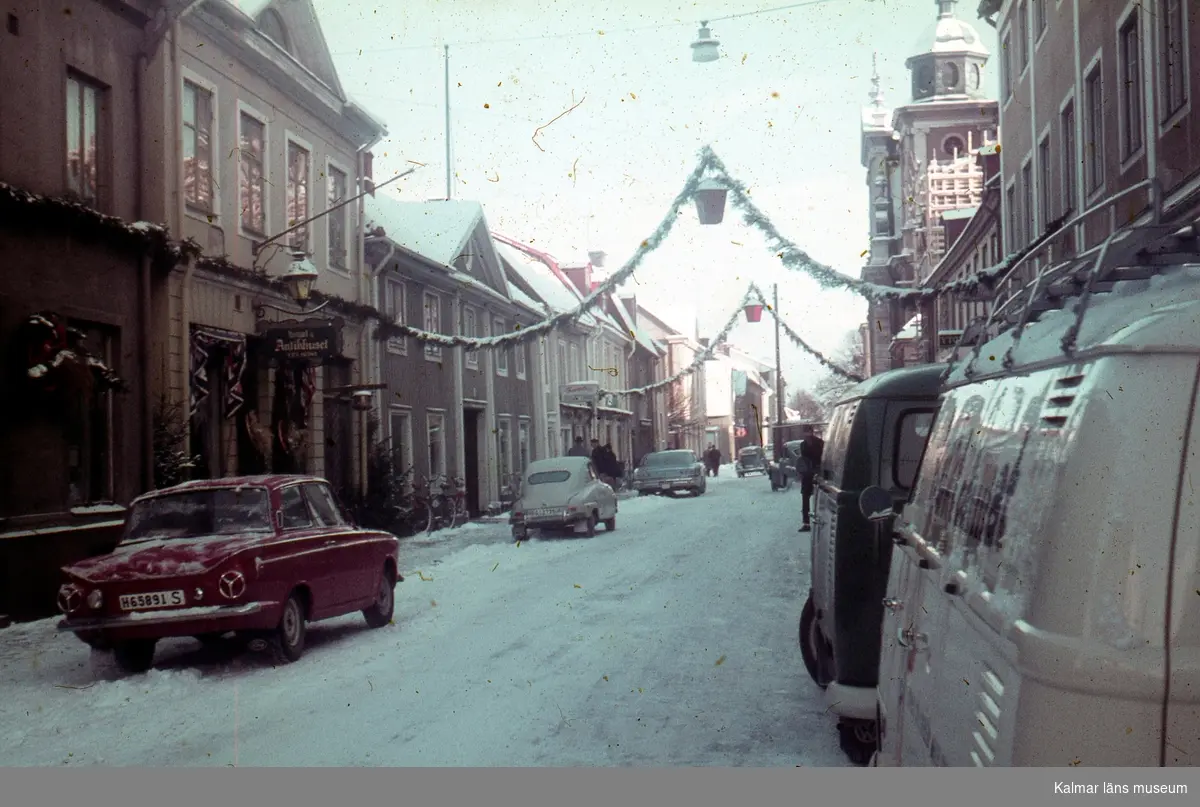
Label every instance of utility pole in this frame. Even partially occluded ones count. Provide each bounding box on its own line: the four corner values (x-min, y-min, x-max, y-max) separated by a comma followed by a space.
444, 44, 453, 200
774, 282, 785, 431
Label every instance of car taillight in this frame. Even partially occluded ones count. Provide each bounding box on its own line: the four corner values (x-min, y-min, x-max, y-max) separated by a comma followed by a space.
513, 510, 523, 519
86, 589, 103, 610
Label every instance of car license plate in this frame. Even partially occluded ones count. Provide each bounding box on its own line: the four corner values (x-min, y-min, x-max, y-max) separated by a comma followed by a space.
527, 508, 557, 518
118, 590, 186, 611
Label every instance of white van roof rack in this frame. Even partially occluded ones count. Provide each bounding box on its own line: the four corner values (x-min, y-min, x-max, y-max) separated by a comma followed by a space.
943, 179, 1200, 380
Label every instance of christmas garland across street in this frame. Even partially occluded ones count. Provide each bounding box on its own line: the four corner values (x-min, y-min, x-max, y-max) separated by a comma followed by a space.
377, 145, 1018, 354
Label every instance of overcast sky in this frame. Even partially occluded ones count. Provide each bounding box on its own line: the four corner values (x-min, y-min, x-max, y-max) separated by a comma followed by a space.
313, 0, 999, 392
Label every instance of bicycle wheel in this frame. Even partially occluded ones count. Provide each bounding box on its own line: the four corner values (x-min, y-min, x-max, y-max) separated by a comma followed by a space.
450, 497, 468, 529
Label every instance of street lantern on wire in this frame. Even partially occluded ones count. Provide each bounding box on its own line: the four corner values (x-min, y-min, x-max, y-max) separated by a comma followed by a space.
281, 251, 321, 306
691, 22, 720, 63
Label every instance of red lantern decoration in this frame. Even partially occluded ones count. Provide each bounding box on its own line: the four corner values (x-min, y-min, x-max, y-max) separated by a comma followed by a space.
743, 304, 764, 323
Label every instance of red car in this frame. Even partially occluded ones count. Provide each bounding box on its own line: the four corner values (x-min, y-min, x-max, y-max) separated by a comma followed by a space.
56, 475, 402, 675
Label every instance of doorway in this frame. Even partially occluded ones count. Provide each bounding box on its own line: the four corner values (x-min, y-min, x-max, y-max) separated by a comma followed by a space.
463, 408, 481, 516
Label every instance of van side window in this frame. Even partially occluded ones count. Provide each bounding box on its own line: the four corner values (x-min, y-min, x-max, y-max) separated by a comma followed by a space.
822, 402, 856, 487
929, 391, 992, 555
893, 410, 936, 490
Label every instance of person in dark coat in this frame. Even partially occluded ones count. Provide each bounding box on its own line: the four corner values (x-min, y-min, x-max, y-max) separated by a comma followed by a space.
602, 443, 620, 486
706, 445, 722, 477
568, 436, 589, 457
797, 425, 825, 533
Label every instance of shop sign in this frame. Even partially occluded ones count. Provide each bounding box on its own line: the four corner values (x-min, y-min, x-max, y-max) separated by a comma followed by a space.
262, 317, 344, 363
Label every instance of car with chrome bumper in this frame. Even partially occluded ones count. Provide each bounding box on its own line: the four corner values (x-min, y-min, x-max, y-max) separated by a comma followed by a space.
510, 456, 618, 540
632, 449, 707, 496
56, 475, 401, 675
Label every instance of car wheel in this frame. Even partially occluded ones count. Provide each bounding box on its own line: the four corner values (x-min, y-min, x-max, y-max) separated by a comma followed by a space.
584, 514, 597, 537
603, 514, 616, 532
799, 595, 829, 688
363, 565, 397, 629
273, 591, 307, 663
112, 639, 157, 675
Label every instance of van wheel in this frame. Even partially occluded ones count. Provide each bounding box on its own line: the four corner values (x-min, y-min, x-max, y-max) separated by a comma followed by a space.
799, 595, 829, 688
838, 720, 878, 766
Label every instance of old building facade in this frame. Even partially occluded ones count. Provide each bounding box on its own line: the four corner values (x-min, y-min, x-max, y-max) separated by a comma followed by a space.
149, 0, 387, 502
0, 0, 192, 619
860, 0, 1000, 376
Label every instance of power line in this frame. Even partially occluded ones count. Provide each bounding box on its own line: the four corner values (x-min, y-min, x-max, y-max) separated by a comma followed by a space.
331, 0, 840, 57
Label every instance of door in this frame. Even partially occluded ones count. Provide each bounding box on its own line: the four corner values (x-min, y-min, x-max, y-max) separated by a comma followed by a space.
272, 483, 345, 615
463, 409, 481, 516
302, 481, 371, 604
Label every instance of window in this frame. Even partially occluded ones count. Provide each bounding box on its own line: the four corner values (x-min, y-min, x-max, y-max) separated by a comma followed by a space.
66, 73, 103, 206
557, 340, 568, 384
1001, 29, 1012, 99
238, 111, 267, 234
1022, 159, 1034, 243
1017, 2, 1029, 73
1038, 135, 1052, 228
1084, 63, 1104, 193
515, 338, 527, 379
384, 279, 406, 354
389, 408, 413, 476
463, 306, 479, 368
304, 483, 347, 527
1034, 0, 1046, 39
1061, 100, 1076, 215
497, 418, 512, 480
66, 322, 115, 506
518, 420, 531, 470
494, 317, 508, 375
568, 343, 580, 383
286, 140, 311, 250
182, 80, 214, 213
327, 165, 349, 269
423, 292, 442, 360
427, 412, 446, 477
1161, 0, 1188, 120
1118, 15, 1144, 161
280, 486, 314, 529
894, 410, 936, 490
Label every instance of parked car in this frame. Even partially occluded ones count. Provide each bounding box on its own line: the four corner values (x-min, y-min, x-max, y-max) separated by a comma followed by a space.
735, 445, 768, 477
798, 364, 942, 764
873, 224, 1200, 767
768, 440, 804, 491
509, 456, 618, 540
631, 449, 707, 496
56, 475, 402, 675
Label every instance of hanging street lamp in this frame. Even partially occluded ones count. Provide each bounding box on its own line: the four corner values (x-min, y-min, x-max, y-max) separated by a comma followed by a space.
694, 178, 728, 225
691, 22, 720, 63
281, 251, 321, 306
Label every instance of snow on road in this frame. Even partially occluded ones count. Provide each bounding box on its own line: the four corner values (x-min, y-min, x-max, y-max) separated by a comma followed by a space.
0, 468, 849, 767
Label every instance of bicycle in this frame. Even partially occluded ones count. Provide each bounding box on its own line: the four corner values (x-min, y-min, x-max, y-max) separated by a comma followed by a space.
424, 473, 469, 534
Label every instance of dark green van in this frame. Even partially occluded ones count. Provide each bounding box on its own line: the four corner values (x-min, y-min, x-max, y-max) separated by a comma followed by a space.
799, 364, 943, 764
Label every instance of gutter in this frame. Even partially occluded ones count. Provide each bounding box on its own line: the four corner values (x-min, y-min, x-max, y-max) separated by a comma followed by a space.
357, 131, 386, 498
134, 40, 153, 493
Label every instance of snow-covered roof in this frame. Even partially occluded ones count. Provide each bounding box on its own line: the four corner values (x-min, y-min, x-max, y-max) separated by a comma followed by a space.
619, 299, 665, 356
364, 194, 482, 267
913, 7, 989, 58
495, 242, 597, 327
945, 263, 1200, 387
507, 281, 544, 314
941, 207, 978, 221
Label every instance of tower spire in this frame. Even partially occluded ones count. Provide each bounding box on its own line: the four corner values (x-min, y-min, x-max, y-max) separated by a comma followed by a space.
869, 52, 885, 107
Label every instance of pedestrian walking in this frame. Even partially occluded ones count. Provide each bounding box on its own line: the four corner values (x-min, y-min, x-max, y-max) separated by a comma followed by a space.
796, 425, 825, 533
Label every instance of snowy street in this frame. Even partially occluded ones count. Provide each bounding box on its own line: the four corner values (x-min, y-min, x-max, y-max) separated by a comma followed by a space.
1, 470, 849, 767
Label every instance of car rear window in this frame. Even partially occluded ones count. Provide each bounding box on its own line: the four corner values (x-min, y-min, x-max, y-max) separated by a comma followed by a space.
642, 451, 694, 466
528, 470, 570, 484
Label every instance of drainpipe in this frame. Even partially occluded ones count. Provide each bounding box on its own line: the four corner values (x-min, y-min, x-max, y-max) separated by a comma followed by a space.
134, 46, 153, 493
451, 290, 466, 495
356, 137, 384, 497
172, 19, 194, 454
483, 305, 498, 506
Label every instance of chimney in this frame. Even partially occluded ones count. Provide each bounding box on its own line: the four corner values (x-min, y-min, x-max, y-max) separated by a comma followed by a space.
562, 264, 592, 296
363, 151, 376, 196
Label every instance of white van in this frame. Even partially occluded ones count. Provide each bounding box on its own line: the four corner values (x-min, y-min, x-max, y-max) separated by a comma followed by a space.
872, 222, 1200, 767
